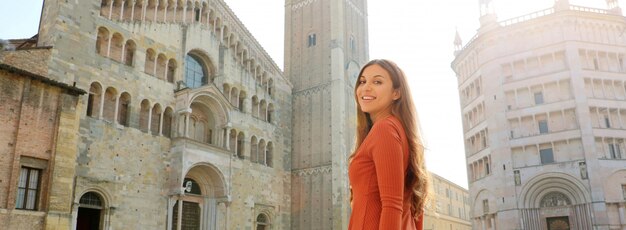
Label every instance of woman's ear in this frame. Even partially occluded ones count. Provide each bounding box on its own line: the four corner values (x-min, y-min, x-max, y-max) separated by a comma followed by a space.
393, 89, 401, 101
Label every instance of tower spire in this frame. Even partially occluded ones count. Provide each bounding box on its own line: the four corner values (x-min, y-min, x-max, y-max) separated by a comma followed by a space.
454, 29, 463, 56
478, 0, 497, 29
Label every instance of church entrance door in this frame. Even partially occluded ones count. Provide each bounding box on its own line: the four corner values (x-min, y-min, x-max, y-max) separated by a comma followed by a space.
77, 207, 101, 230
547, 216, 570, 230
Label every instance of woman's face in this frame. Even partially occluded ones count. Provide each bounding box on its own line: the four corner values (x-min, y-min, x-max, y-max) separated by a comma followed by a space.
356, 64, 399, 116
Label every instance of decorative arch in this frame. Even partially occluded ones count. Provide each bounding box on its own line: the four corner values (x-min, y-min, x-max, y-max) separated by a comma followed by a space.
250, 136, 258, 163
255, 212, 271, 230
123, 40, 136, 66
76, 188, 112, 208
188, 92, 229, 126
186, 92, 229, 144
266, 141, 273, 167
258, 139, 266, 165
117, 92, 131, 126
139, 99, 151, 132
103, 87, 118, 122
110, 33, 124, 62
182, 163, 227, 198
172, 163, 228, 230
75, 188, 113, 230
167, 58, 177, 83
237, 131, 245, 158
156, 53, 168, 80
518, 172, 591, 208
87, 82, 103, 118
163, 107, 174, 138
251, 96, 259, 118
96, 27, 110, 56
145, 48, 157, 76
151, 103, 163, 135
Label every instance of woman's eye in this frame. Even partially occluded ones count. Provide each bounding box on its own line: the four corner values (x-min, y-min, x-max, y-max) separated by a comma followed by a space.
358, 80, 366, 84
374, 81, 382, 84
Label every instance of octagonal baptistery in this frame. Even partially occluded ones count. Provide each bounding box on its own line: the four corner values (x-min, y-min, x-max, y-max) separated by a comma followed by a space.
452, 0, 626, 229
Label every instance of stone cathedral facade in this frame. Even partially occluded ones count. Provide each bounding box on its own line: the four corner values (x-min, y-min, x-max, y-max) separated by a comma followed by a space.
452, 0, 626, 229
0, 0, 368, 229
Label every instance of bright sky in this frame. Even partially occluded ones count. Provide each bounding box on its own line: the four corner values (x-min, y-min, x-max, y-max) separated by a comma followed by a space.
0, 0, 616, 189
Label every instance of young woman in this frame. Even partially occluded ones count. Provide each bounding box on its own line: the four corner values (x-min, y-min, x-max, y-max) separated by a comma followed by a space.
348, 59, 429, 230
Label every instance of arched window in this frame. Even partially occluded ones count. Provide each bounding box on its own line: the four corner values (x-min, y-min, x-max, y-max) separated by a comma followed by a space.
139, 99, 151, 132
100, 0, 111, 17
238, 91, 246, 111
103, 87, 117, 122
87, 82, 103, 117
77, 192, 104, 230
96, 27, 110, 56
266, 142, 273, 168
185, 54, 207, 88
268, 79, 274, 96
189, 102, 215, 144
185, 0, 193, 22
157, 54, 167, 80
250, 136, 258, 163
167, 59, 177, 83
110, 33, 124, 62
229, 129, 237, 153
230, 87, 239, 106
145, 49, 156, 76
258, 139, 266, 165
237, 132, 244, 159
151, 104, 162, 135
163, 107, 173, 138
260, 100, 267, 121
132, 0, 143, 21
117, 92, 131, 126
251, 96, 259, 118
267, 103, 274, 123
124, 40, 135, 66
256, 213, 270, 230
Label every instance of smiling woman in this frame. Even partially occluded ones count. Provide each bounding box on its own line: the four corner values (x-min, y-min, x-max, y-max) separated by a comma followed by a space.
349, 59, 430, 230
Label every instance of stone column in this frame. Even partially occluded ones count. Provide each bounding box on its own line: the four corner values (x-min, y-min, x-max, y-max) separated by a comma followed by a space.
130, 0, 135, 20
147, 104, 153, 133
98, 90, 106, 119
225, 128, 230, 150
108, 0, 114, 19
184, 112, 190, 138
113, 95, 120, 123
119, 0, 125, 20
159, 110, 164, 136
481, 216, 486, 230
177, 197, 183, 230
619, 203, 626, 228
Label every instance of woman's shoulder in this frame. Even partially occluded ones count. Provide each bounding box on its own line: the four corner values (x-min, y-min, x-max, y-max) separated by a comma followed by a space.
371, 115, 403, 137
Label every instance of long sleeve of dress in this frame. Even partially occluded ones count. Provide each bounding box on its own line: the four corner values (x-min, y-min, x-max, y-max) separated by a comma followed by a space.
371, 121, 405, 229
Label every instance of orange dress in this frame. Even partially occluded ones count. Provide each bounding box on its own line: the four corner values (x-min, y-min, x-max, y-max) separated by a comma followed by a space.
348, 115, 423, 230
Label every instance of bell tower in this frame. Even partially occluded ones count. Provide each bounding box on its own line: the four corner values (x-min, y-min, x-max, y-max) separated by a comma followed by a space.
285, 0, 369, 229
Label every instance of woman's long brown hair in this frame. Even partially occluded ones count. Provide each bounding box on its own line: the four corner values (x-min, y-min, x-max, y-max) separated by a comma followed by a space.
349, 59, 430, 218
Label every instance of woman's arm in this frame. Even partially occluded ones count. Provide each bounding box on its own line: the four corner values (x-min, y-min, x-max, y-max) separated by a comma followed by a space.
371, 120, 404, 229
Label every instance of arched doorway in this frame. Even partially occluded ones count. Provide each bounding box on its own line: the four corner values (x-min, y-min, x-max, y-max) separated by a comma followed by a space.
172, 178, 202, 230
541, 192, 571, 230
170, 164, 227, 230
77, 192, 104, 230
